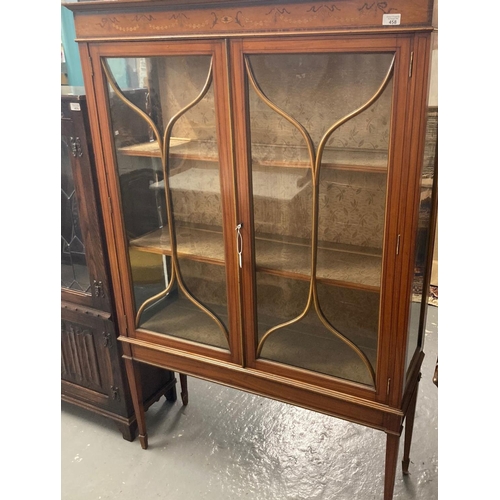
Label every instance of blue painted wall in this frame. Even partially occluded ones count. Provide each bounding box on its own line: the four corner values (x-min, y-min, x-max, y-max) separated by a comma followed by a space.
61, 6, 83, 87
61, 5, 129, 89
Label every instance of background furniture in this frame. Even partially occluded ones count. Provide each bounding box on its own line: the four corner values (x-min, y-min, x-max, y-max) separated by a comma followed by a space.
61, 87, 182, 440
64, 2, 438, 498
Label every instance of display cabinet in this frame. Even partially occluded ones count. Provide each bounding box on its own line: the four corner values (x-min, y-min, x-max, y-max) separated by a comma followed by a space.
64, 1, 437, 498
61, 87, 183, 441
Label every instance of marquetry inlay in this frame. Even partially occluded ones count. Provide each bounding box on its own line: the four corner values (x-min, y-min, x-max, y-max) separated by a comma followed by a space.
74, 1, 432, 39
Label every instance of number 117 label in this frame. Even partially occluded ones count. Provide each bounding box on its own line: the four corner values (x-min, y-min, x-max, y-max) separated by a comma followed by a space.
383, 14, 401, 26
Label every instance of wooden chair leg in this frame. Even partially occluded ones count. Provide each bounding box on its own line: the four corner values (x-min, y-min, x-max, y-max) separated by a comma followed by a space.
124, 357, 148, 449
180, 373, 188, 406
402, 375, 420, 475
384, 432, 401, 500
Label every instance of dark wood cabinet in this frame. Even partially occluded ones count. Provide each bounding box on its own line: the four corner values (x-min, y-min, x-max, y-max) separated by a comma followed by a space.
63, 2, 438, 498
61, 87, 180, 441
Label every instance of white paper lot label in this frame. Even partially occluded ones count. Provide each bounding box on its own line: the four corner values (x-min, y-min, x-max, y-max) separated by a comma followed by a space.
382, 13, 401, 25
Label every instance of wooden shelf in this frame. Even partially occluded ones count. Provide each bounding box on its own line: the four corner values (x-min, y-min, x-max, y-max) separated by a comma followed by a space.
118, 138, 218, 162
139, 297, 229, 350
118, 139, 388, 173
130, 225, 381, 291
138, 296, 376, 385
256, 310, 377, 386
252, 142, 388, 173
151, 166, 311, 201
131, 225, 226, 266
256, 236, 381, 291
119, 141, 161, 158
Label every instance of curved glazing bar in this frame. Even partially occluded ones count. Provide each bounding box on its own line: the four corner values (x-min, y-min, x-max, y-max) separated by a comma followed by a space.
247, 55, 395, 386
102, 60, 174, 321
102, 58, 229, 345
159, 60, 229, 344
245, 57, 316, 345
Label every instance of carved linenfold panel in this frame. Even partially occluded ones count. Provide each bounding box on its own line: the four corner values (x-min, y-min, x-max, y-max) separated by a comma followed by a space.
73, 1, 432, 39
61, 319, 105, 392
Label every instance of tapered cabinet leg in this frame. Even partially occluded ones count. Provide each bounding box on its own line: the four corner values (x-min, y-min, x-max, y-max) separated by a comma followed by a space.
384, 433, 401, 500
180, 373, 188, 406
124, 357, 148, 449
402, 376, 420, 475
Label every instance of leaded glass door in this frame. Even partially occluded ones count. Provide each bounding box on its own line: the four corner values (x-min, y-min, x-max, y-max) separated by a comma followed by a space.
61, 92, 110, 312
92, 42, 241, 363
61, 118, 91, 297
233, 38, 411, 392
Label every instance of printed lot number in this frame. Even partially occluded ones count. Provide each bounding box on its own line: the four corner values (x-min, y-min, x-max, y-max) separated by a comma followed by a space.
383, 14, 401, 26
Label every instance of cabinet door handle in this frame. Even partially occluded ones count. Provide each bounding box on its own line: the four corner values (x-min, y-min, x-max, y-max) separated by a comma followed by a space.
70, 136, 83, 157
235, 223, 243, 268
103, 332, 111, 348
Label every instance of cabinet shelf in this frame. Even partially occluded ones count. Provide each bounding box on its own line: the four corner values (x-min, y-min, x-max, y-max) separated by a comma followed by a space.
139, 297, 229, 350
257, 310, 377, 385
118, 139, 388, 173
139, 297, 376, 385
252, 142, 388, 173
118, 138, 218, 162
130, 225, 381, 291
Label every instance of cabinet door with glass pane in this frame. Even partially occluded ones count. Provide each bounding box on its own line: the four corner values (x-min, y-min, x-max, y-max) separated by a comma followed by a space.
91, 42, 241, 363
233, 38, 411, 394
61, 94, 110, 312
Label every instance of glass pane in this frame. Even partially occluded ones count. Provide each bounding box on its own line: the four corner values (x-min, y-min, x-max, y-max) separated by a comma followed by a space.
104, 55, 229, 350
247, 52, 395, 386
61, 134, 91, 293
406, 108, 438, 374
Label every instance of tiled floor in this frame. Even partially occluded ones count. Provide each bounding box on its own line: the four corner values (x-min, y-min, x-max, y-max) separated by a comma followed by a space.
61, 306, 438, 500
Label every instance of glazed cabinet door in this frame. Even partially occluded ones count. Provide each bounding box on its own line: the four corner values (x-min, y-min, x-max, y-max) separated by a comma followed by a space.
405, 107, 438, 381
89, 41, 241, 364
232, 37, 413, 397
61, 98, 110, 312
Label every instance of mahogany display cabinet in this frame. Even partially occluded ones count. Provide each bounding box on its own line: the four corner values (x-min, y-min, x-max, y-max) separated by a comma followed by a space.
64, 1, 438, 498
61, 86, 182, 441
